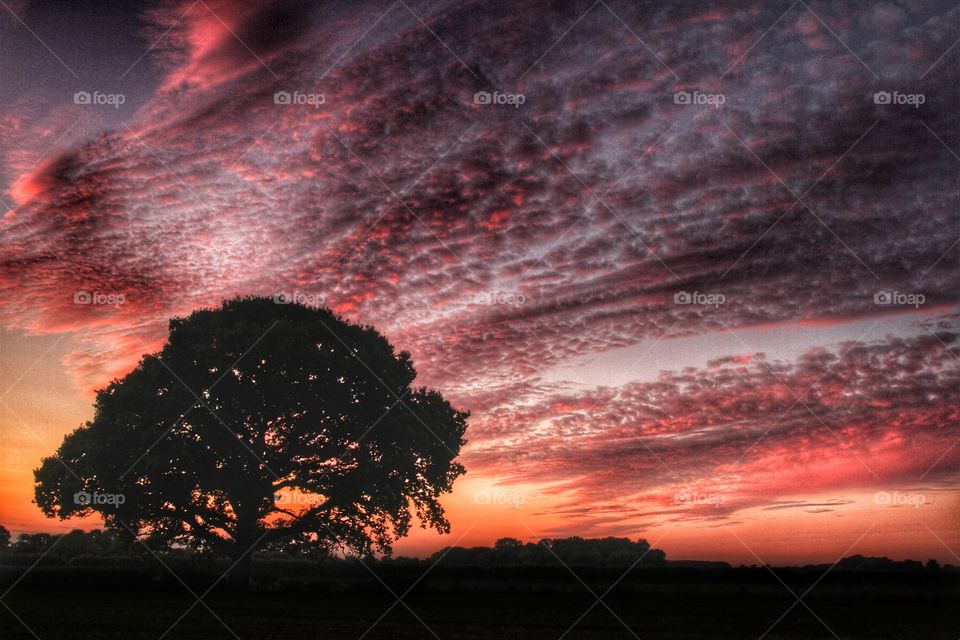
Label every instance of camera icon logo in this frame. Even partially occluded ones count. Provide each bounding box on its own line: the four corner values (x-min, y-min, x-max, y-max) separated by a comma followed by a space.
674, 291, 692, 304
873, 91, 891, 105
674, 91, 692, 105
473, 492, 491, 504
74, 91, 91, 105
874, 291, 891, 304
74, 291, 92, 304
473, 91, 492, 105
273, 291, 292, 304
274, 91, 291, 105
73, 491, 92, 505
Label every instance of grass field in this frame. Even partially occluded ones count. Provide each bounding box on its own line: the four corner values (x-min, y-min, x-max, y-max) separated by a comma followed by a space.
3, 585, 958, 639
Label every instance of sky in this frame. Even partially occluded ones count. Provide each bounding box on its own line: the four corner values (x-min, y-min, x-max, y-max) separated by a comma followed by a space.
1, 0, 959, 566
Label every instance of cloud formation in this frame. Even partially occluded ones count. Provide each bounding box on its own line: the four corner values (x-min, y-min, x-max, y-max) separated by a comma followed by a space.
467, 331, 960, 526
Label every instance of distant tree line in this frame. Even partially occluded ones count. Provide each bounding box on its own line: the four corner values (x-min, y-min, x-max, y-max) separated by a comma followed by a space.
0, 525, 952, 573
425, 536, 667, 567
0, 526, 666, 568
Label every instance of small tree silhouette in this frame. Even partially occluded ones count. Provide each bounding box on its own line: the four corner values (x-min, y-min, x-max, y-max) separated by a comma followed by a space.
34, 297, 467, 585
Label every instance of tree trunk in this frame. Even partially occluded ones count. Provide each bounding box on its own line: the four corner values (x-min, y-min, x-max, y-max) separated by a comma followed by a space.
227, 512, 259, 591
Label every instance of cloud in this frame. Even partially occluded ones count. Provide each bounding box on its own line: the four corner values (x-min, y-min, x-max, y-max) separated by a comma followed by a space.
464, 330, 960, 525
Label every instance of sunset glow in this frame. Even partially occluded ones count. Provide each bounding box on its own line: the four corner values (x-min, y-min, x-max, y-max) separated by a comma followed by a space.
2, 0, 959, 571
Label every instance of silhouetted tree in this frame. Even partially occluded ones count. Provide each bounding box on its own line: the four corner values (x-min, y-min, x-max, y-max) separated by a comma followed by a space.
12, 533, 54, 553
837, 555, 924, 572
34, 297, 467, 586
432, 536, 666, 567
0, 524, 9, 548
56, 529, 95, 558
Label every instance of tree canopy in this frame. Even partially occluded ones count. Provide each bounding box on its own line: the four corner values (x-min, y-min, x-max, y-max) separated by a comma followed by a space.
34, 297, 467, 571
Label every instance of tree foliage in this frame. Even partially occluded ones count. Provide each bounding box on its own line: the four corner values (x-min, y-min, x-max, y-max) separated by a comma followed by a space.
34, 298, 467, 564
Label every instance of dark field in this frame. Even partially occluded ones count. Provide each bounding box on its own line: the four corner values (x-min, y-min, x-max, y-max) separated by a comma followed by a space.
3, 567, 958, 639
